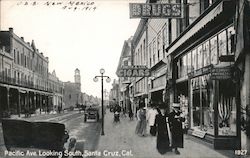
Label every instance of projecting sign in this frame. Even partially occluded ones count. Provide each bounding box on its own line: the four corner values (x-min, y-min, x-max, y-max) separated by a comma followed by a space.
211, 67, 232, 80
129, 3, 183, 19
117, 65, 150, 77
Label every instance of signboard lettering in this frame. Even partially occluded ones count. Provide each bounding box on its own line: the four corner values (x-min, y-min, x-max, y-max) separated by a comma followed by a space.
117, 66, 150, 77
129, 3, 182, 19
211, 67, 232, 80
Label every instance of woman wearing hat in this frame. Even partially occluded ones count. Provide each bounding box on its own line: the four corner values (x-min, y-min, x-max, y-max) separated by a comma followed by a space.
168, 103, 185, 155
155, 103, 171, 154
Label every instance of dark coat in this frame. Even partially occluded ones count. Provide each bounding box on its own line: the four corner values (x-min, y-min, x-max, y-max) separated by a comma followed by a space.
155, 113, 171, 154
168, 110, 185, 148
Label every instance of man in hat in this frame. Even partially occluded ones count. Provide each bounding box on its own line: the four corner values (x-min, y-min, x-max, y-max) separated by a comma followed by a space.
168, 103, 185, 155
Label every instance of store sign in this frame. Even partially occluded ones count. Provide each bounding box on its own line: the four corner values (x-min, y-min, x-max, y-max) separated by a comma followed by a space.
117, 65, 150, 77
219, 55, 235, 62
129, 3, 182, 19
192, 130, 206, 138
211, 67, 232, 80
188, 65, 212, 78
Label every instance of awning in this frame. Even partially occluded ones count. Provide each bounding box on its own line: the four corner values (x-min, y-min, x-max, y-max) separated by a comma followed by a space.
168, 0, 234, 55
149, 85, 165, 93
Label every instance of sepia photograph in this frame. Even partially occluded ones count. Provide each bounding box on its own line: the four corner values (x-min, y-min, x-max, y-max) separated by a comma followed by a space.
0, 0, 249, 157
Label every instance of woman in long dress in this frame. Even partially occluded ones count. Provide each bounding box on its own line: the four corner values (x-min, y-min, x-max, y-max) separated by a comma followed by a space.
155, 107, 171, 154
135, 106, 147, 136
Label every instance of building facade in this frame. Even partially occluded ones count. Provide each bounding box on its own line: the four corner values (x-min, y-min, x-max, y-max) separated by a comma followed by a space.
0, 28, 52, 117
116, 0, 249, 150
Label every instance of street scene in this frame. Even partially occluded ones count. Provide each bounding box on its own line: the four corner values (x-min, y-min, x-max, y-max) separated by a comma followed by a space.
0, 0, 250, 158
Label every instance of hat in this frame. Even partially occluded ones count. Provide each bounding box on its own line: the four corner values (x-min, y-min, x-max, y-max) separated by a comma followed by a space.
172, 103, 180, 108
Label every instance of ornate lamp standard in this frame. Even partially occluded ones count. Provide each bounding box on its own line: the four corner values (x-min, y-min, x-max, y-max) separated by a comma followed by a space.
93, 68, 111, 135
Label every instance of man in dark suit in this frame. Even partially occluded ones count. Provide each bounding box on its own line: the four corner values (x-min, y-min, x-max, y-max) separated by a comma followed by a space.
168, 103, 185, 155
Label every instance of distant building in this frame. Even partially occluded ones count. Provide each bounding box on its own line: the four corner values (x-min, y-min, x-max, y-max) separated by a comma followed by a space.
48, 70, 64, 111
63, 68, 82, 108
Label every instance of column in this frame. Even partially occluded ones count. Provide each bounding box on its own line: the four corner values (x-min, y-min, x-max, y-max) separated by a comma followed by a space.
18, 89, 21, 117
6, 87, 10, 113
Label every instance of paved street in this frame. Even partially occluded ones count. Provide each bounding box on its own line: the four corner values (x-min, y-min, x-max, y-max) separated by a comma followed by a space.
97, 111, 235, 158
0, 110, 101, 158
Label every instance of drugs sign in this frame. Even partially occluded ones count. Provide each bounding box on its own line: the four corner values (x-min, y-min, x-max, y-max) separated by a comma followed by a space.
129, 3, 182, 19
211, 67, 232, 80
117, 66, 150, 77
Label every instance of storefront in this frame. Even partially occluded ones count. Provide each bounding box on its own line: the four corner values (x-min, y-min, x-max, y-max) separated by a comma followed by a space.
173, 22, 241, 149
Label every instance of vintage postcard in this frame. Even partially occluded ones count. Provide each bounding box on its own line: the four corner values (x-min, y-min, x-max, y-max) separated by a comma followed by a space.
0, 0, 249, 158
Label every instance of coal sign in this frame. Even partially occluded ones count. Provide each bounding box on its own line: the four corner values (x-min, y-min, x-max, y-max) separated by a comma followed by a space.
129, 3, 182, 19
117, 66, 150, 77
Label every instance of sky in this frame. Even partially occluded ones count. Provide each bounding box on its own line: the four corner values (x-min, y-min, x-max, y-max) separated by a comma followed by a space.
0, 0, 142, 98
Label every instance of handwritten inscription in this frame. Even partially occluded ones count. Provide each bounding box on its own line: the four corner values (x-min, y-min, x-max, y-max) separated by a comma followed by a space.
16, 1, 97, 11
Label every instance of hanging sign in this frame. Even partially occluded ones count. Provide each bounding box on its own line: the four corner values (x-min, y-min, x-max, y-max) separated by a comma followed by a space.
117, 65, 150, 77
211, 67, 232, 80
129, 3, 183, 19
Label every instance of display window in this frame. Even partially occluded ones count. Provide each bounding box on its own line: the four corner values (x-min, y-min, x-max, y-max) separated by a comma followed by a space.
203, 41, 210, 67
191, 74, 214, 135
218, 80, 237, 136
210, 36, 218, 65
218, 30, 227, 57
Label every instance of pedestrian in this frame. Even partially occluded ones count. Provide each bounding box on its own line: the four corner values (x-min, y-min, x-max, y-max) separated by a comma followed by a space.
168, 103, 185, 155
128, 108, 133, 120
146, 103, 158, 136
155, 104, 171, 154
135, 103, 147, 136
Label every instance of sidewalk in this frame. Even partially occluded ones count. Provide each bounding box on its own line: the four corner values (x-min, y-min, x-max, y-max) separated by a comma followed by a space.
97, 111, 233, 158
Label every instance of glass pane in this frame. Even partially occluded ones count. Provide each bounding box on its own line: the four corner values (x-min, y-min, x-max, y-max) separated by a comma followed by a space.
227, 26, 235, 55
187, 52, 192, 73
218, 30, 227, 56
210, 36, 218, 65
197, 45, 203, 69
218, 80, 237, 136
203, 41, 210, 67
183, 55, 187, 76
192, 49, 197, 71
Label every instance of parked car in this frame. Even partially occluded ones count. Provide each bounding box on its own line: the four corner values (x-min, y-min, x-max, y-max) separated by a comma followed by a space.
1, 118, 84, 157
84, 106, 99, 122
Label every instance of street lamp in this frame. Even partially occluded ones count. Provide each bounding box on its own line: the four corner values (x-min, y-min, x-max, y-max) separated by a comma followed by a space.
93, 68, 111, 135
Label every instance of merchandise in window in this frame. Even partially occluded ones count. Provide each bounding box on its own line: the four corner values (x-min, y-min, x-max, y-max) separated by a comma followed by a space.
218, 80, 237, 136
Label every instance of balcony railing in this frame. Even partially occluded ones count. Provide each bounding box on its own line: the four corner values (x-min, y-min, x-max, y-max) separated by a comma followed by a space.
0, 74, 52, 92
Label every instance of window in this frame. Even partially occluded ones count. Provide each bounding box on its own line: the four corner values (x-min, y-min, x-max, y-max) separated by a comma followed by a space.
227, 26, 235, 55
187, 52, 192, 73
218, 30, 227, 57
192, 49, 197, 71
210, 36, 218, 65
218, 80, 236, 136
203, 41, 210, 67
197, 45, 203, 69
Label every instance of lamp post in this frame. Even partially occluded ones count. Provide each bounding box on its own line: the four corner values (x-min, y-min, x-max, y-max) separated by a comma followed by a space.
93, 68, 111, 135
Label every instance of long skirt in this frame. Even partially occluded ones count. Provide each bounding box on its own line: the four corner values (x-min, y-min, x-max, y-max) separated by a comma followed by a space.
135, 120, 147, 135
156, 132, 171, 154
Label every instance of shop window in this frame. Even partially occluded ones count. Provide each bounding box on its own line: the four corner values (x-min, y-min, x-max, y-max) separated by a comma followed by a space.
227, 26, 235, 55
210, 36, 218, 65
218, 80, 237, 136
197, 45, 203, 69
192, 49, 197, 71
203, 41, 210, 67
218, 30, 227, 57
191, 75, 214, 135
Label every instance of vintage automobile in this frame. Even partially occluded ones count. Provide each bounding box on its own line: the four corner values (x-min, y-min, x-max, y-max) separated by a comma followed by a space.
1, 118, 84, 158
84, 106, 100, 122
